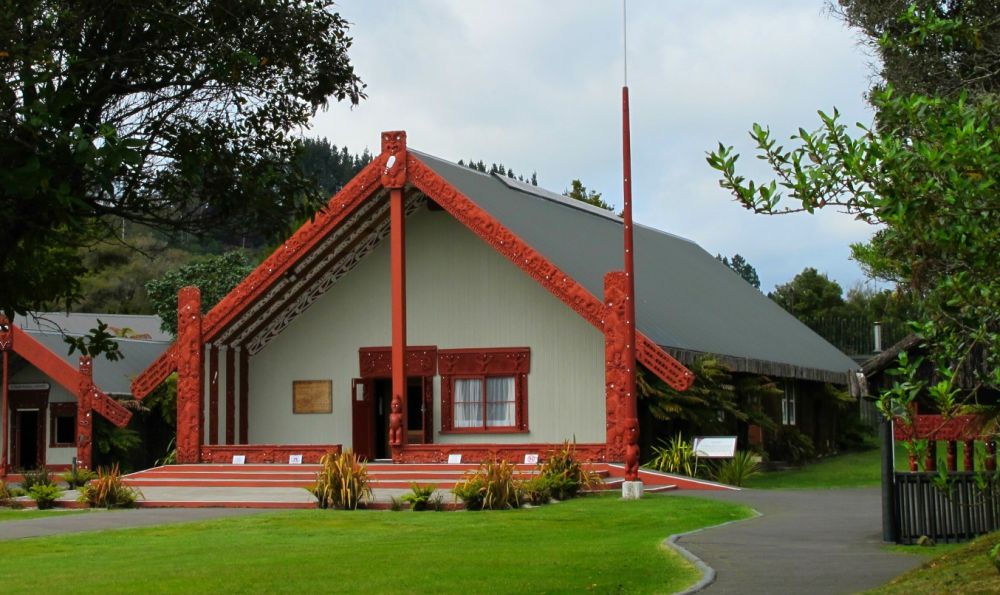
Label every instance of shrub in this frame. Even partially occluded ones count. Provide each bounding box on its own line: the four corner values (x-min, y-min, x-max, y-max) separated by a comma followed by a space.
768, 426, 816, 464
62, 468, 98, 490
452, 458, 522, 510
310, 450, 372, 510
401, 483, 439, 511
712, 451, 761, 487
78, 464, 141, 508
29, 484, 63, 509
0, 479, 11, 506
521, 475, 552, 506
536, 440, 600, 500
389, 496, 403, 512
647, 433, 697, 476
21, 467, 54, 491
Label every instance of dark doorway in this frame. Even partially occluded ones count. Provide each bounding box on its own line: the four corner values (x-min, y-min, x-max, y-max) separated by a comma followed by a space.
373, 378, 391, 459
14, 410, 41, 469
355, 377, 430, 459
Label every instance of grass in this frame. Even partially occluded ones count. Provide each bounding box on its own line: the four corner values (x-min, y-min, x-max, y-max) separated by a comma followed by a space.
745, 448, 882, 489
868, 531, 1000, 594
0, 509, 87, 522
0, 494, 752, 594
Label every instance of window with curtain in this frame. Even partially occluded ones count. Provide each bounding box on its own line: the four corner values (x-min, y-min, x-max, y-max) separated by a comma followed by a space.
439, 347, 530, 433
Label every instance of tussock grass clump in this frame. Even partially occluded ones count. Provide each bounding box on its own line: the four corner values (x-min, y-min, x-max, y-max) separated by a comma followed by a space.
310, 450, 372, 510
29, 484, 63, 509
537, 440, 600, 500
712, 451, 761, 487
453, 458, 522, 510
78, 464, 141, 508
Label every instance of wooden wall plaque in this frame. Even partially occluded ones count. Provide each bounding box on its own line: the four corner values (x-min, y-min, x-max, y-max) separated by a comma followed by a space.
293, 380, 333, 414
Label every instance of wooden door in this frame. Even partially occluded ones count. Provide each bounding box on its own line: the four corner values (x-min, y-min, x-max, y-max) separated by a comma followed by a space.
10, 390, 47, 469
351, 379, 374, 460
422, 376, 434, 444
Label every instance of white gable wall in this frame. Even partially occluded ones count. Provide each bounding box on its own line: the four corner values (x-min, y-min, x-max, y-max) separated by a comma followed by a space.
247, 205, 606, 446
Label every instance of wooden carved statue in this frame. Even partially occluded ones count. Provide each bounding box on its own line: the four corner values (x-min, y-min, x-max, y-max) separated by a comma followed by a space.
389, 397, 404, 446
624, 416, 640, 480
0, 315, 11, 351
77, 356, 94, 469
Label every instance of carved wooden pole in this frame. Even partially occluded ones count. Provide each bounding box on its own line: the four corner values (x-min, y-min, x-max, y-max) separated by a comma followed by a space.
77, 356, 94, 470
946, 440, 957, 472
621, 86, 639, 483
964, 439, 975, 471
381, 131, 408, 462
0, 315, 11, 477
176, 286, 204, 464
925, 439, 937, 472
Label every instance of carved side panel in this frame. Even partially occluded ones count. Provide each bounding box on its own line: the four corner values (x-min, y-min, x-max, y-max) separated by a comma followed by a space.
77, 356, 94, 470
604, 272, 630, 463
200, 444, 341, 464
437, 348, 531, 375
358, 346, 438, 378
400, 443, 607, 464
176, 286, 204, 464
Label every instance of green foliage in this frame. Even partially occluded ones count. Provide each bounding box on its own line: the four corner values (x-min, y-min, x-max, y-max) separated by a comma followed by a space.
458, 159, 537, 186
401, 483, 441, 511
563, 179, 614, 211
767, 426, 816, 465
21, 468, 54, 491
990, 543, 1000, 575
94, 418, 142, 465
298, 138, 372, 197
61, 468, 97, 490
708, 4, 1000, 430
146, 251, 255, 336
78, 464, 140, 508
310, 450, 372, 510
647, 433, 698, 477
28, 484, 63, 509
452, 458, 522, 510
536, 441, 600, 501
0, 1, 364, 315
63, 319, 123, 362
0, 479, 11, 506
716, 253, 761, 289
711, 451, 761, 487
521, 475, 553, 506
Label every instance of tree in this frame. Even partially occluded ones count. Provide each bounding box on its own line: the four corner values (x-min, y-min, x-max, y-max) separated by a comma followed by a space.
716, 253, 761, 289
563, 179, 614, 212
298, 138, 373, 197
1, 1, 365, 316
145, 251, 255, 336
460, 158, 537, 185
770, 268, 847, 330
707, 3, 999, 426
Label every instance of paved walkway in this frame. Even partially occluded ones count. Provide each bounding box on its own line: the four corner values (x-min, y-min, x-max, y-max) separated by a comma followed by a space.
0, 508, 266, 541
671, 488, 922, 594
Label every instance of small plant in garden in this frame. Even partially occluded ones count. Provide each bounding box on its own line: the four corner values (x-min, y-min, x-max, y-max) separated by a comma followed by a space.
452, 458, 522, 510
310, 450, 372, 510
21, 467, 54, 491
521, 475, 552, 505
28, 484, 63, 509
536, 440, 600, 500
990, 543, 1000, 574
711, 451, 761, 487
401, 483, 440, 511
768, 426, 816, 465
0, 479, 11, 506
62, 468, 98, 490
647, 433, 697, 476
78, 464, 141, 508
389, 496, 403, 512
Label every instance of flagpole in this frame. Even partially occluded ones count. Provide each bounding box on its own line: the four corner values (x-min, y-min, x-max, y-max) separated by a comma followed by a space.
621, 1, 640, 485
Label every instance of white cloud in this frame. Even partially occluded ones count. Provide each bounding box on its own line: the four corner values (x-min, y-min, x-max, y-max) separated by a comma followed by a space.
312, 0, 880, 292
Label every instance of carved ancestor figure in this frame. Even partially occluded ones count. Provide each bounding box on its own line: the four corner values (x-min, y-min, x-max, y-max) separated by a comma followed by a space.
0, 315, 11, 351
623, 416, 640, 480
389, 397, 404, 447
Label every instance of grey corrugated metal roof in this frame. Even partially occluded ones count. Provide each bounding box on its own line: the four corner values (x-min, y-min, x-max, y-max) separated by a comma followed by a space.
16, 312, 170, 342
22, 331, 170, 396
414, 150, 858, 382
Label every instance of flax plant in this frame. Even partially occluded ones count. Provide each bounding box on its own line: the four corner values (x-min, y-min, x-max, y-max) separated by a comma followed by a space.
311, 450, 373, 510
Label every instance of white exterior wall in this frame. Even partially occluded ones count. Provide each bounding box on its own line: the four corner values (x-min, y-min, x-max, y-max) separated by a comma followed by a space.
7, 365, 77, 466
248, 207, 606, 446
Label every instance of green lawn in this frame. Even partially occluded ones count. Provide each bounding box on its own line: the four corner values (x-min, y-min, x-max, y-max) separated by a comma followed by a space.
0, 494, 752, 594
0, 509, 87, 522
745, 448, 882, 489
868, 531, 1000, 594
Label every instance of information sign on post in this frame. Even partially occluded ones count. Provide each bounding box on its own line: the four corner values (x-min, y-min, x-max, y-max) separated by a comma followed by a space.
692, 436, 738, 458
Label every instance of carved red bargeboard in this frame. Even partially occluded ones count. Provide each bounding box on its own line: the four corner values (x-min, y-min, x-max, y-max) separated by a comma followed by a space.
131, 344, 177, 400
406, 153, 693, 392
176, 287, 203, 464
400, 443, 607, 464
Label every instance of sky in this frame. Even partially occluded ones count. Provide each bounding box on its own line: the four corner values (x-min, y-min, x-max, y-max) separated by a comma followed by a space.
311, 0, 882, 294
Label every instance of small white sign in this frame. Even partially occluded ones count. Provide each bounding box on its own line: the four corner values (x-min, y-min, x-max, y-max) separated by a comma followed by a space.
232, 455, 246, 465
288, 454, 303, 465
447, 453, 462, 464
524, 454, 539, 465
693, 436, 738, 458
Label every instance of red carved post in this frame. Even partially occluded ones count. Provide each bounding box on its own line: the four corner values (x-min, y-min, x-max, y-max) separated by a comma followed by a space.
0, 315, 11, 477
987, 440, 997, 472
382, 131, 408, 462
925, 439, 937, 472
964, 439, 975, 471
604, 272, 631, 464
176, 286, 204, 464
620, 86, 640, 483
77, 356, 94, 470
946, 440, 957, 472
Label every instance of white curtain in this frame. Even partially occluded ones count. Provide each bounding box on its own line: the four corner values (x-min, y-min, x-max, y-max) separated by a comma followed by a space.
485, 376, 515, 427
454, 379, 483, 428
